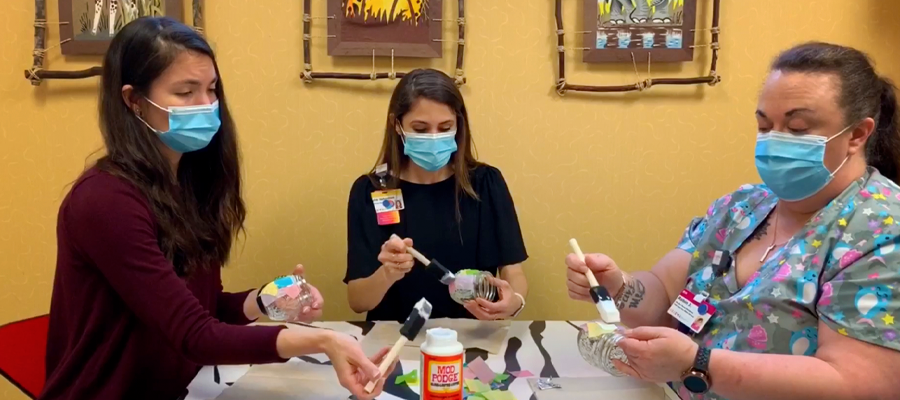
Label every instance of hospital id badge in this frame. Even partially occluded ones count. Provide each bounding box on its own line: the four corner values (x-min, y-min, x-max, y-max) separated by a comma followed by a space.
371, 189, 404, 225
668, 289, 717, 333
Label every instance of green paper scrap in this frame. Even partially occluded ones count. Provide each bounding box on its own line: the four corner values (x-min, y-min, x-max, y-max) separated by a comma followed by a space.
394, 369, 418, 385
466, 394, 487, 400
465, 378, 492, 394
493, 373, 509, 383
483, 390, 517, 400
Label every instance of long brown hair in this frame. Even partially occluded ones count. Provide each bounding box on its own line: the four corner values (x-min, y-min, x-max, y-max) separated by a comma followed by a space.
373, 69, 481, 218
96, 17, 245, 276
772, 42, 900, 182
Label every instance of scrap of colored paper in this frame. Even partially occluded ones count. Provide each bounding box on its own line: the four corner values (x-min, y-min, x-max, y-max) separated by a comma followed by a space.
467, 357, 497, 384
395, 369, 418, 385
483, 390, 517, 400
465, 379, 492, 394
493, 373, 509, 383
463, 366, 476, 379
510, 370, 533, 378
586, 321, 617, 338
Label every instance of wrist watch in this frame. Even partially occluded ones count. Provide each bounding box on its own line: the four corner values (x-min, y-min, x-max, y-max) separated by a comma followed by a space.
681, 347, 712, 394
510, 293, 526, 318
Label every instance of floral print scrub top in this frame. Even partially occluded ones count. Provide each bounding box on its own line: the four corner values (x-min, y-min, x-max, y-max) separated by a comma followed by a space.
669, 168, 900, 400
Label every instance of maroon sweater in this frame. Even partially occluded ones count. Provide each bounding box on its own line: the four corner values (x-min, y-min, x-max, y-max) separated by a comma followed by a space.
40, 169, 286, 400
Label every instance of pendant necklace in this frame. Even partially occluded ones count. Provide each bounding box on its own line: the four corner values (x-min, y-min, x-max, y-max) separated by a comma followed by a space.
760, 210, 789, 263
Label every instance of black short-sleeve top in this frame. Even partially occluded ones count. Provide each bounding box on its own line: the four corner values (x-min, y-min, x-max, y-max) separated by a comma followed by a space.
344, 164, 529, 321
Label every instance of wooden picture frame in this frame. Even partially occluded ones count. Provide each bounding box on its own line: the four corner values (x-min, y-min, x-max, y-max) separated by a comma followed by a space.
302, 0, 466, 85
328, 0, 442, 58
59, 0, 185, 56
583, 0, 697, 63
555, 0, 720, 94
25, 0, 203, 85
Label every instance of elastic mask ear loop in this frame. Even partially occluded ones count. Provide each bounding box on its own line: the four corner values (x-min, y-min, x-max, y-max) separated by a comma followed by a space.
826, 124, 855, 176
825, 124, 854, 143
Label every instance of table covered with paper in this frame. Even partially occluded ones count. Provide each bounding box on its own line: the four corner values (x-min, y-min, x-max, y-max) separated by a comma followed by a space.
184, 321, 679, 400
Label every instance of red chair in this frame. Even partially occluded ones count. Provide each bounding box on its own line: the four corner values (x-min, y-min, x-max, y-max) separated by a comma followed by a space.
0, 315, 49, 399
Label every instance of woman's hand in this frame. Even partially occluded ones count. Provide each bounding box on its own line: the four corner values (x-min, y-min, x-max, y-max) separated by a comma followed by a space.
378, 235, 415, 283
565, 252, 626, 302
323, 332, 398, 399
288, 264, 324, 323
611, 326, 698, 383
464, 277, 522, 320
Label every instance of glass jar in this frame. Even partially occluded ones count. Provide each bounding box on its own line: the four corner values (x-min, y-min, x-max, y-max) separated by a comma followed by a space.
257, 275, 315, 321
576, 325, 629, 377
448, 269, 497, 305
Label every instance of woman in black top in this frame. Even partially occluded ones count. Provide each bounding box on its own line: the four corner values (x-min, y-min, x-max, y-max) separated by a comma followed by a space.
344, 69, 529, 322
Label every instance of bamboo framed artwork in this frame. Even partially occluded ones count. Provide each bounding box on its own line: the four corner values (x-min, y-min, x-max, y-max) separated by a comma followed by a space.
584, 0, 697, 63
24, 0, 204, 85
328, 0, 443, 58
59, 0, 185, 56
301, 0, 467, 85
554, 0, 721, 94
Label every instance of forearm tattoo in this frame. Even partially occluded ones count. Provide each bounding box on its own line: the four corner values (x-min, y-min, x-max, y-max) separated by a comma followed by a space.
615, 276, 646, 309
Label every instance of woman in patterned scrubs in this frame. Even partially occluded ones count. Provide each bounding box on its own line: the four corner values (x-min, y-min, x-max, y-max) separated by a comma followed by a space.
566, 42, 900, 400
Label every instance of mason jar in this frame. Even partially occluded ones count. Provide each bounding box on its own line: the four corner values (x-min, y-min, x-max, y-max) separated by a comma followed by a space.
576, 326, 629, 377
258, 275, 315, 321
448, 269, 497, 305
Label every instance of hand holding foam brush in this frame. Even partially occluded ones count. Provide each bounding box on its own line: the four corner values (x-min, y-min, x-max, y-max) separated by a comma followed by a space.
364, 298, 433, 393
391, 234, 456, 285
568, 238, 620, 324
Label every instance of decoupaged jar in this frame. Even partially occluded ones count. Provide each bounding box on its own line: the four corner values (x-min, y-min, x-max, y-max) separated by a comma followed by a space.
256, 275, 315, 321
448, 269, 498, 305
576, 323, 629, 377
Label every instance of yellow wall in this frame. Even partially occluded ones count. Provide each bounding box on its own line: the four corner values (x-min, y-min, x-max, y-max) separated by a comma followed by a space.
1, 1, 899, 397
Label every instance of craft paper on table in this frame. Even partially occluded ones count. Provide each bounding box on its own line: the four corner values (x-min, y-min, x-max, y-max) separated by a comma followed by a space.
466, 357, 497, 384
510, 370, 534, 378
465, 378, 492, 394
395, 369, 418, 385
362, 319, 511, 356
526, 376, 680, 400
483, 390, 518, 400
464, 366, 477, 379
216, 359, 351, 399
493, 373, 510, 383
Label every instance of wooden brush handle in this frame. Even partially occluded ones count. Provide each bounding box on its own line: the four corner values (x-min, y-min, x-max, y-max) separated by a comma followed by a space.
569, 238, 600, 287
364, 337, 409, 393
405, 246, 431, 266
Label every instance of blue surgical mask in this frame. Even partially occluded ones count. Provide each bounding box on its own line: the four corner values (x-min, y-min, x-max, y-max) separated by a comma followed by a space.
137, 98, 221, 153
401, 129, 458, 172
754, 126, 851, 201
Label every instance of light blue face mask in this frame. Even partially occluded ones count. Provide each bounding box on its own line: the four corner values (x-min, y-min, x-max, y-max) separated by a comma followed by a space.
138, 98, 221, 153
401, 128, 458, 172
754, 126, 851, 201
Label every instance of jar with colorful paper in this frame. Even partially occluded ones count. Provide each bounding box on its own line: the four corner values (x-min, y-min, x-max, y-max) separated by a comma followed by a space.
448, 269, 497, 305
256, 275, 314, 321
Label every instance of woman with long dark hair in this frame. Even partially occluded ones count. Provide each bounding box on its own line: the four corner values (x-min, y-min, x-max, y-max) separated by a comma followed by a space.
40, 18, 391, 400
344, 69, 529, 321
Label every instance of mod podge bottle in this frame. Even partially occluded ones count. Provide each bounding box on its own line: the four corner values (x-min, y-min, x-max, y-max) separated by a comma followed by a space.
420, 328, 464, 400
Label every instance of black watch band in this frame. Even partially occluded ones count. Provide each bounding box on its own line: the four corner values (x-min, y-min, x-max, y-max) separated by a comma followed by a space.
255, 283, 268, 316
695, 346, 711, 373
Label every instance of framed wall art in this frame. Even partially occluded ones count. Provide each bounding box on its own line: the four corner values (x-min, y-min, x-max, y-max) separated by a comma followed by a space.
59, 0, 185, 55
302, 0, 466, 85
328, 0, 443, 58
25, 0, 203, 85
554, 0, 721, 94
584, 0, 696, 63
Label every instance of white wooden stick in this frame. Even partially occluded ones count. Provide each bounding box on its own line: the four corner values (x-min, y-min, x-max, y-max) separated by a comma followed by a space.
405, 246, 431, 266
364, 336, 408, 393
569, 238, 620, 324
569, 238, 600, 287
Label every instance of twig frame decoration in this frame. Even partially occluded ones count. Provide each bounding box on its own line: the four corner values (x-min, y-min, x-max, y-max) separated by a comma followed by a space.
555, 0, 721, 95
23, 0, 205, 86
301, 0, 467, 87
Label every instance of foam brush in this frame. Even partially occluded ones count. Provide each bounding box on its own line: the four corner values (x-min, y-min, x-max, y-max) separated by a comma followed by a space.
364, 298, 433, 393
392, 234, 456, 285
569, 238, 621, 324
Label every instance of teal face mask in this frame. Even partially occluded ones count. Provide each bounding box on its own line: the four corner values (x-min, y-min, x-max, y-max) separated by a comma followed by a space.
137, 98, 221, 153
754, 126, 851, 201
401, 129, 458, 172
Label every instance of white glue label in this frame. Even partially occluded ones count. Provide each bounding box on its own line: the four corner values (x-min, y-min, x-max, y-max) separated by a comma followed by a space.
422, 353, 462, 399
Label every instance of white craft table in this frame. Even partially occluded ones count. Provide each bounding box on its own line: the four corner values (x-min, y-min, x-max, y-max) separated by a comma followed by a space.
184, 321, 679, 400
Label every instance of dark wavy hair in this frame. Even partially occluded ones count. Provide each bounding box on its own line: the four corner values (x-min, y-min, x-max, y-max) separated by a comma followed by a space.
373, 69, 481, 220
96, 17, 244, 276
772, 42, 900, 182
